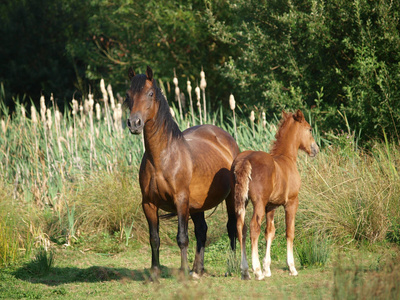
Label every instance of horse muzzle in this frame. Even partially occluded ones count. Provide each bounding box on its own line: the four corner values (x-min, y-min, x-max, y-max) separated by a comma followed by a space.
127, 114, 144, 134
310, 143, 320, 157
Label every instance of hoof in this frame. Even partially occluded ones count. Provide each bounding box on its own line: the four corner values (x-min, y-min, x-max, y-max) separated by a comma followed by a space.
241, 273, 251, 280
190, 272, 202, 280
173, 267, 190, 281
289, 269, 298, 276
178, 267, 190, 277
148, 267, 161, 283
254, 272, 265, 281
263, 270, 272, 278
253, 267, 265, 281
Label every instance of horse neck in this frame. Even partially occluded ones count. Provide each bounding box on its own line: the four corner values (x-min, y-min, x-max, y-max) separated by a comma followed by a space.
270, 127, 300, 163
143, 103, 183, 164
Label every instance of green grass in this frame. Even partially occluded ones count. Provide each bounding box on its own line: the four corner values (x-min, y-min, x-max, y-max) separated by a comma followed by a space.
1, 232, 399, 299
296, 233, 330, 268
22, 246, 54, 276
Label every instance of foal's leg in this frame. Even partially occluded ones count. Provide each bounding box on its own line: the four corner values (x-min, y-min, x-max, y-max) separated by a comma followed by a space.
175, 192, 190, 274
191, 211, 207, 277
142, 201, 160, 279
262, 208, 276, 277
285, 197, 299, 276
250, 201, 266, 280
236, 208, 250, 280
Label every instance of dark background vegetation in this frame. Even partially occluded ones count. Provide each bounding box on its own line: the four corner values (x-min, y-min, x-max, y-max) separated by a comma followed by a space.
1, 0, 399, 142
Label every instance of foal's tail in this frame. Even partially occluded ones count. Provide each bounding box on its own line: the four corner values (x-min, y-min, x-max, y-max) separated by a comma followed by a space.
233, 159, 252, 216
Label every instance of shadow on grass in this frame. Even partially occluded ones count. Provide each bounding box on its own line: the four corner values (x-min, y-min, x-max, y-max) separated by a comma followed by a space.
13, 264, 177, 286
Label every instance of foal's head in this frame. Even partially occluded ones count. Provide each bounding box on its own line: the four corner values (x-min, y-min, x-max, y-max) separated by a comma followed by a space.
273, 110, 319, 157
125, 66, 158, 134
290, 110, 319, 157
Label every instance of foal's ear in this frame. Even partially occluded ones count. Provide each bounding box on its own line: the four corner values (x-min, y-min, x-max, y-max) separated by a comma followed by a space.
293, 109, 305, 123
146, 66, 153, 81
282, 110, 290, 119
128, 67, 136, 80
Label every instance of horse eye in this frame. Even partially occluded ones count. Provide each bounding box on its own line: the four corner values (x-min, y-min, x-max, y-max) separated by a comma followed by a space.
309, 128, 313, 133
124, 95, 130, 104
148, 91, 154, 97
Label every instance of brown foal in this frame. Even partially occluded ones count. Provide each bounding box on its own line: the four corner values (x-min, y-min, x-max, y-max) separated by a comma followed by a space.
232, 110, 319, 280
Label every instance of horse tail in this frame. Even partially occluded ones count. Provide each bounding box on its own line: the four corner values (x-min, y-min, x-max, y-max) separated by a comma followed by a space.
233, 159, 252, 216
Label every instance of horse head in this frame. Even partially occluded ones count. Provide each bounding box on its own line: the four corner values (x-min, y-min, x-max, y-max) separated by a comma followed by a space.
125, 66, 156, 134
291, 110, 319, 157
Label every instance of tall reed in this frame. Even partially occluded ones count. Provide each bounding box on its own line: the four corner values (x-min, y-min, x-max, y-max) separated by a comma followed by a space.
1, 70, 400, 267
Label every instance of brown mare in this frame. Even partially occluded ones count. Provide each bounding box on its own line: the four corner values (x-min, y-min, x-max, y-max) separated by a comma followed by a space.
232, 110, 319, 280
125, 66, 239, 278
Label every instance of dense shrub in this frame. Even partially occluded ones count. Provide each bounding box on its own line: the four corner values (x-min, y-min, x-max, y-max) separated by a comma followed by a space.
1, 0, 399, 141
211, 0, 400, 141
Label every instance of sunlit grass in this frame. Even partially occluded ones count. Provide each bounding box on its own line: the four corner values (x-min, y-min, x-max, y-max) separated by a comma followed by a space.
297, 144, 400, 245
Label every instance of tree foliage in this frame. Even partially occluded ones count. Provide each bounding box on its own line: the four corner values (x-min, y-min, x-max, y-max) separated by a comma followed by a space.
68, 0, 236, 102
1, 0, 400, 141
0, 0, 88, 110
211, 0, 400, 140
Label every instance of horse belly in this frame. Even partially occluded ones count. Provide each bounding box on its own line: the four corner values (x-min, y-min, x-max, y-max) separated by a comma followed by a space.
268, 163, 300, 205
268, 188, 288, 206
189, 166, 232, 212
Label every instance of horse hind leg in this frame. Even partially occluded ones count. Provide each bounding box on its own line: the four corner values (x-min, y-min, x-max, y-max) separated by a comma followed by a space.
191, 212, 207, 278
233, 158, 253, 279
250, 201, 266, 280
262, 208, 276, 277
236, 208, 250, 280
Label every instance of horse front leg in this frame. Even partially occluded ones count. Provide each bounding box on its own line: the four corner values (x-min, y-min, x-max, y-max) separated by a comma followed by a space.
175, 192, 190, 275
191, 211, 207, 278
285, 197, 299, 276
142, 201, 160, 279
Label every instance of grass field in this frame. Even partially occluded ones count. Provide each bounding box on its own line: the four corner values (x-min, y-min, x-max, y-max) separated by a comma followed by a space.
1, 208, 399, 299
1, 242, 335, 299
1, 81, 400, 299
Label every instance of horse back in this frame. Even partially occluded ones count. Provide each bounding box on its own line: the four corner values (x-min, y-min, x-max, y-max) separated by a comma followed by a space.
183, 124, 239, 158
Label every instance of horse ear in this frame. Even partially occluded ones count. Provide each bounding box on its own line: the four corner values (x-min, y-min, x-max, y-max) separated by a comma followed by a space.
146, 66, 153, 81
282, 110, 289, 119
293, 109, 305, 123
128, 67, 135, 80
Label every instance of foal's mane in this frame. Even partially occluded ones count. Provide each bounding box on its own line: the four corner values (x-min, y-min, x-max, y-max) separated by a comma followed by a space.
269, 112, 294, 155
126, 74, 183, 139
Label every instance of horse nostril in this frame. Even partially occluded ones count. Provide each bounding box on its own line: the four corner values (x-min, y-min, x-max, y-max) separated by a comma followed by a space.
127, 119, 131, 128
311, 143, 320, 156
135, 118, 141, 127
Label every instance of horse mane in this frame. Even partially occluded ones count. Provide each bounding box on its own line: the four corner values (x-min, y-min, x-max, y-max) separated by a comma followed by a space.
155, 81, 183, 139
269, 112, 294, 155
126, 74, 183, 139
